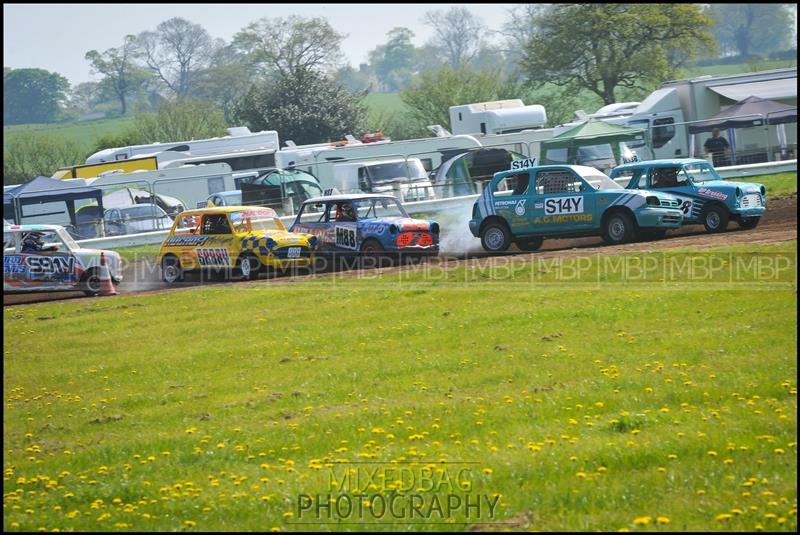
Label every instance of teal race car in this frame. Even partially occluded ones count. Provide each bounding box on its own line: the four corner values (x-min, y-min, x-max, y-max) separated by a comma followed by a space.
468, 164, 685, 252
609, 158, 766, 232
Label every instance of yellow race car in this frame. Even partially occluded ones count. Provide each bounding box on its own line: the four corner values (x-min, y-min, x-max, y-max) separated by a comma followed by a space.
157, 206, 317, 283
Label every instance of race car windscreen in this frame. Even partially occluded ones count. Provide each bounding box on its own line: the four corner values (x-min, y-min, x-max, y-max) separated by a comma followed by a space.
682, 163, 721, 183
353, 198, 408, 219
230, 210, 285, 232
583, 173, 623, 190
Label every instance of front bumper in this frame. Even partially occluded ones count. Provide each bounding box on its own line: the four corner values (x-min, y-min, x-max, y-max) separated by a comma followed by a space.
733, 206, 766, 218
635, 208, 684, 229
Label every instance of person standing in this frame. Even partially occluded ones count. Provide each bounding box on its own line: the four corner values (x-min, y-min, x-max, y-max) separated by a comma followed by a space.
704, 128, 730, 166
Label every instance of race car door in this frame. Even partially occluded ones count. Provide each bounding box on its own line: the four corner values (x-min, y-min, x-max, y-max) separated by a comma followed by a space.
530, 168, 596, 232
192, 213, 237, 269
489, 171, 535, 235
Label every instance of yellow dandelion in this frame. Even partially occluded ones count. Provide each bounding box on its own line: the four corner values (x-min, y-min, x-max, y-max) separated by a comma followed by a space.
656, 516, 670, 524
633, 516, 651, 526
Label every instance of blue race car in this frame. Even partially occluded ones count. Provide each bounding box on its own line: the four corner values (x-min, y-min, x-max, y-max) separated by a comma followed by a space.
290, 193, 439, 260
609, 159, 766, 232
468, 164, 684, 252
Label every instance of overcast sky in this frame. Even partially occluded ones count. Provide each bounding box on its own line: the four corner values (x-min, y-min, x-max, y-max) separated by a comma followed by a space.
3, 3, 516, 86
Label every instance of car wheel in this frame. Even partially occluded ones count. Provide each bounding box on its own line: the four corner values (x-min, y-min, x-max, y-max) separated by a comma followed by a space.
480, 221, 511, 253
602, 211, 636, 245
515, 236, 544, 252
361, 239, 387, 268
81, 268, 102, 296
161, 256, 183, 284
701, 204, 729, 233
236, 254, 260, 281
737, 216, 760, 230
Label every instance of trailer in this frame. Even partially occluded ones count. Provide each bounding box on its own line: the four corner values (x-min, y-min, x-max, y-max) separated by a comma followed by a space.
575, 68, 797, 164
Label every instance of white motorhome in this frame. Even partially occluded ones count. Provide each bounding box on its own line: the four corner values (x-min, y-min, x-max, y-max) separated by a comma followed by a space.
85, 127, 280, 164
331, 158, 435, 202
274, 133, 483, 189
449, 99, 547, 135
575, 68, 797, 163
445, 100, 556, 162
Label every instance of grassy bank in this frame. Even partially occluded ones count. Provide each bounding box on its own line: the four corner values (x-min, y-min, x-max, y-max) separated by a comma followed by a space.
3, 242, 796, 531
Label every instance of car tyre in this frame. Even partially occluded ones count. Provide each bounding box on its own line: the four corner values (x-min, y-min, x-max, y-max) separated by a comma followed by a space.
236, 253, 260, 281
81, 268, 103, 296
360, 239, 387, 269
602, 211, 636, 245
737, 216, 760, 230
515, 236, 544, 252
480, 221, 511, 253
161, 256, 184, 284
701, 204, 729, 233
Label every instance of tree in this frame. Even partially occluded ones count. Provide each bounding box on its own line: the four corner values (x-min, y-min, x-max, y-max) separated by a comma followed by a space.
3, 68, 71, 125
368, 27, 417, 92
233, 15, 345, 77
400, 67, 522, 131
85, 35, 152, 115
520, 4, 715, 105
422, 7, 488, 69
132, 98, 227, 143
136, 17, 217, 97
3, 132, 86, 184
709, 4, 794, 57
233, 68, 367, 146
191, 45, 253, 123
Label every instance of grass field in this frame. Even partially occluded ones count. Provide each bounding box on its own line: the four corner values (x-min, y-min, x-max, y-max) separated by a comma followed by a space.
3, 242, 796, 532
3, 116, 137, 155
750, 172, 797, 199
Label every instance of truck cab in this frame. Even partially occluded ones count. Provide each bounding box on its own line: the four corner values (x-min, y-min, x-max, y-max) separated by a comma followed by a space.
332, 158, 436, 202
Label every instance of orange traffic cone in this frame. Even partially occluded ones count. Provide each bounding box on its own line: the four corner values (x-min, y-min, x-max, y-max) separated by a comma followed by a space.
98, 252, 118, 296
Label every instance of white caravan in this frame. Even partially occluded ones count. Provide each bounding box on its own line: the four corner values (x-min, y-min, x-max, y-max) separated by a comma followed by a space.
85, 127, 280, 164
445, 100, 556, 161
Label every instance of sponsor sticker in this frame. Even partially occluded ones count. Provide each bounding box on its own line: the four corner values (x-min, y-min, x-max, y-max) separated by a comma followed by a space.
514, 199, 527, 216
534, 214, 593, 224
697, 188, 727, 201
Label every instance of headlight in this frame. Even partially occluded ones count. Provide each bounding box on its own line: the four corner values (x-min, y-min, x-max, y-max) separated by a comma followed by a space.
389, 224, 398, 234
430, 222, 440, 234
646, 196, 660, 206
760, 185, 766, 196
736, 187, 742, 197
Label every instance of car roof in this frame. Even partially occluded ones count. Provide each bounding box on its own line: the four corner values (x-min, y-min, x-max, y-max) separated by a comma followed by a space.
179, 205, 278, 216
301, 193, 398, 204
614, 158, 709, 171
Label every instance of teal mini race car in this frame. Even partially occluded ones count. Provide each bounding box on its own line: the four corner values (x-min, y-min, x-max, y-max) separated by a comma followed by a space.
609, 158, 766, 232
468, 164, 685, 252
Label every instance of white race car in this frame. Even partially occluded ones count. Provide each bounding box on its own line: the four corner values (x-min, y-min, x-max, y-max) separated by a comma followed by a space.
3, 224, 122, 296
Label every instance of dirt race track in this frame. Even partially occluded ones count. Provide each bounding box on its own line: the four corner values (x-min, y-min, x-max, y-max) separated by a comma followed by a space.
5, 195, 797, 307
